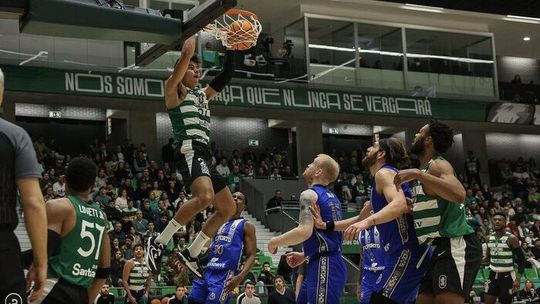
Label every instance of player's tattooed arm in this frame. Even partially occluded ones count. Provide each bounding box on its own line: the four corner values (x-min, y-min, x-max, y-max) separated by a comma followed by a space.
267, 190, 317, 253
298, 189, 316, 229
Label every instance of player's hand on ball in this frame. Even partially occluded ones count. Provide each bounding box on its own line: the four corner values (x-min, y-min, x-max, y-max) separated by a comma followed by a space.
309, 202, 325, 230
285, 252, 305, 268
267, 238, 278, 255
344, 220, 370, 241
224, 275, 242, 293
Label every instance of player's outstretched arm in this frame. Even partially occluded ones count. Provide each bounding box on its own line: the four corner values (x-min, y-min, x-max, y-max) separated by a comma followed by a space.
204, 49, 235, 100
224, 221, 257, 293
311, 201, 372, 231
394, 159, 466, 204
344, 169, 407, 241
88, 233, 111, 304
165, 35, 196, 109
18, 177, 47, 302
267, 190, 316, 254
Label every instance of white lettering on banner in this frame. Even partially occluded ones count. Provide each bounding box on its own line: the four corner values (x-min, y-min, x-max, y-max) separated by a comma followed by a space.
64, 73, 164, 98
245, 87, 281, 106
283, 89, 295, 105
216, 85, 244, 105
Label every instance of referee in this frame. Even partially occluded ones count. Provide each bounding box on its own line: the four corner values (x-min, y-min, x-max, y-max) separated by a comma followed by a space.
0, 68, 47, 303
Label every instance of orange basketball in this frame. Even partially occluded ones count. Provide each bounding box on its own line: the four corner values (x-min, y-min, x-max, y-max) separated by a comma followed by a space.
228, 20, 257, 51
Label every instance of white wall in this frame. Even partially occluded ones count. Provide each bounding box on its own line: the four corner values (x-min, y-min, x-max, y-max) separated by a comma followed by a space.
486, 133, 540, 162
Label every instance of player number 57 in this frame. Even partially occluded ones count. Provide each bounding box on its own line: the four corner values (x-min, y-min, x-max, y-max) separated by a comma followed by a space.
77, 220, 105, 259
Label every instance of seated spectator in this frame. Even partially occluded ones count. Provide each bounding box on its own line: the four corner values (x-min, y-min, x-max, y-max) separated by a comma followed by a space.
237, 281, 261, 304
53, 174, 66, 197
94, 186, 112, 207
281, 165, 295, 178
115, 189, 129, 211
40, 172, 54, 192
104, 199, 123, 223
122, 199, 138, 222
269, 168, 282, 180
266, 190, 282, 212
122, 236, 134, 260
518, 279, 539, 302
351, 174, 369, 209
93, 282, 115, 304
216, 158, 230, 178
144, 222, 159, 244
155, 212, 170, 233
228, 165, 242, 192
258, 262, 275, 294
110, 250, 124, 287
163, 285, 188, 304
141, 199, 157, 223
95, 168, 108, 190
109, 222, 127, 246
44, 186, 55, 202
132, 210, 149, 234
267, 276, 295, 304
127, 226, 143, 246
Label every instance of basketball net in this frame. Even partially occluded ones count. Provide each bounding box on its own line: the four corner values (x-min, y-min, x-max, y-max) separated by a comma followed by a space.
203, 9, 262, 48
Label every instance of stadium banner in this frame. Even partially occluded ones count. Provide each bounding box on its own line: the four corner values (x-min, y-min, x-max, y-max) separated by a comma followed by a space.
487, 102, 538, 125
2, 64, 488, 122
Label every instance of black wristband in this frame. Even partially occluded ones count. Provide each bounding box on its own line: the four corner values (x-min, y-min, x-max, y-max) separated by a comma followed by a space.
326, 221, 335, 232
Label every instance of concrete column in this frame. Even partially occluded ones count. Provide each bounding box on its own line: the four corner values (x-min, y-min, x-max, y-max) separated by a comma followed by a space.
295, 120, 323, 173
462, 131, 490, 186
129, 110, 158, 161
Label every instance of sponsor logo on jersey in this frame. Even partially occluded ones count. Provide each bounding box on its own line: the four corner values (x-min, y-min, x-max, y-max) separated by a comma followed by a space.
197, 158, 210, 175
72, 263, 97, 278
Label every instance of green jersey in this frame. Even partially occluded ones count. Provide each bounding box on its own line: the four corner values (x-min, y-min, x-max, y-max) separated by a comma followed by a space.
488, 232, 514, 273
167, 89, 211, 150
411, 156, 474, 244
48, 195, 107, 288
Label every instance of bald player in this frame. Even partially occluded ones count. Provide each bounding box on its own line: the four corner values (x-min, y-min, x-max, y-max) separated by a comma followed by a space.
268, 154, 346, 304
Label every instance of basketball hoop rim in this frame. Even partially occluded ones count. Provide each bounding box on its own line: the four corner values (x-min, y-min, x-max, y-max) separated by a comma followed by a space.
224, 8, 259, 20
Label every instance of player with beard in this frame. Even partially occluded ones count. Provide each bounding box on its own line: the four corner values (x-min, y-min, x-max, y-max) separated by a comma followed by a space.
268, 154, 346, 304
394, 120, 482, 304
314, 138, 429, 303
484, 212, 525, 304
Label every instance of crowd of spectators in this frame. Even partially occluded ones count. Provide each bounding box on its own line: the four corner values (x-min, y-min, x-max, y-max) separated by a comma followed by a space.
28, 132, 540, 302
30, 135, 297, 301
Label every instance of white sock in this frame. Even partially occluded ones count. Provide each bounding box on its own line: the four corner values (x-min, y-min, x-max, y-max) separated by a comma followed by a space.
155, 219, 182, 245
188, 232, 210, 258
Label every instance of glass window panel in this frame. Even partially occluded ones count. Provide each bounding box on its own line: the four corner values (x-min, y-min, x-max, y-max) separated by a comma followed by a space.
356, 23, 404, 90
405, 29, 495, 97
308, 18, 356, 86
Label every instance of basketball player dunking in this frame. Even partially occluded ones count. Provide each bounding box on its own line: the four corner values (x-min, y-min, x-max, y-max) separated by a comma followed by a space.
146, 34, 237, 278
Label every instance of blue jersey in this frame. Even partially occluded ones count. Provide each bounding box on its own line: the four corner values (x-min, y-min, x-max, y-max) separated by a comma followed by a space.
206, 218, 245, 272
303, 185, 343, 258
371, 165, 420, 255
360, 226, 384, 272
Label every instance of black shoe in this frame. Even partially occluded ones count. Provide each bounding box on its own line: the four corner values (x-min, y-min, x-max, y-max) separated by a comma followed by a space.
145, 236, 164, 273
178, 248, 203, 279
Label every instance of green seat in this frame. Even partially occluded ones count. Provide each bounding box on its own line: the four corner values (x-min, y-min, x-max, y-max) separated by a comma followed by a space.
474, 271, 485, 285
482, 268, 491, 280
525, 268, 538, 279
